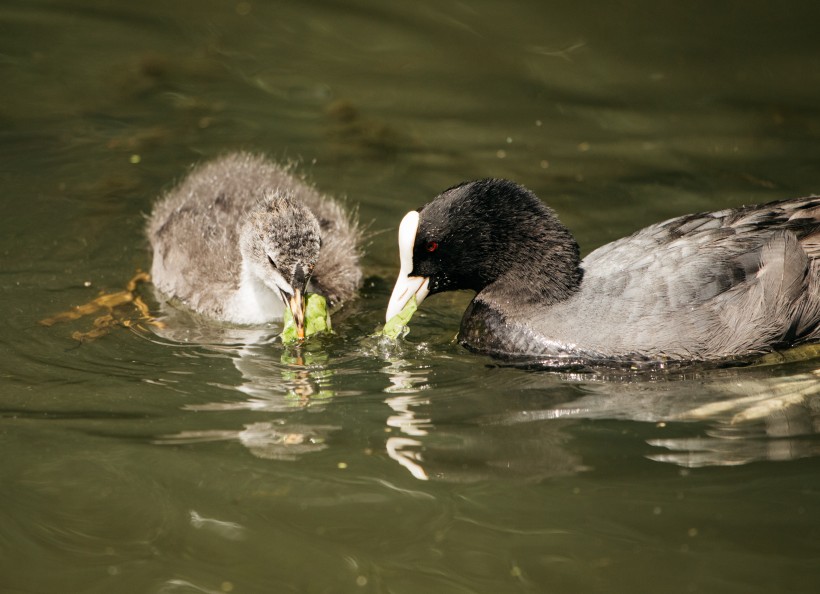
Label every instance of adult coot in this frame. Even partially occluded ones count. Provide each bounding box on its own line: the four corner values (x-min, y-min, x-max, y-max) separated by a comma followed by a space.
386, 179, 820, 363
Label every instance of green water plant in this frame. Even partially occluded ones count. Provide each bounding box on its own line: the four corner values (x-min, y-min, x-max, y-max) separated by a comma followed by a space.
379, 295, 418, 339
281, 293, 333, 343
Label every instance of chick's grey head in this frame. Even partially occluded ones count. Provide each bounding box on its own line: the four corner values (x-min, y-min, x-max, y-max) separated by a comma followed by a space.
240, 191, 321, 303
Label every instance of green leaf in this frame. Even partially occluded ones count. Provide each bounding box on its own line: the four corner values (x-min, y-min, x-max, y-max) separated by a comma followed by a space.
305, 293, 332, 336
379, 295, 418, 339
280, 293, 333, 344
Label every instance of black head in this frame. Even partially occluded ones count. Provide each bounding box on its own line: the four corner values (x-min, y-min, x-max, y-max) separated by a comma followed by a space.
416, 179, 580, 295
386, 179, 582, 322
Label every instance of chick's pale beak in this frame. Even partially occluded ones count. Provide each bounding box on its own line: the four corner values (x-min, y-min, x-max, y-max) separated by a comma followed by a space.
288, 288, 306, 339
386, 210, 429, 321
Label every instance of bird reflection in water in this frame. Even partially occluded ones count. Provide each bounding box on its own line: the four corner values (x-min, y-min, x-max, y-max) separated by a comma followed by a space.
513, 360, 820, 468
377, 354, 586, 482
382, 359, 432, 480
374, 337, 820, 478
154, 336, 339, 461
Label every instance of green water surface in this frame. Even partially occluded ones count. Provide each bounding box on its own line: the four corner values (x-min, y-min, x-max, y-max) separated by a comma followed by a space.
1, 1, 819, 593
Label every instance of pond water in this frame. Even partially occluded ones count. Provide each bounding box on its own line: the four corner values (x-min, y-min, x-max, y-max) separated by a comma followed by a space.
2, 1, 820, 592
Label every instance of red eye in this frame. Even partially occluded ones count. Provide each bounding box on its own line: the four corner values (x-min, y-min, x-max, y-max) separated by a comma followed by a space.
425, 241, 438, 253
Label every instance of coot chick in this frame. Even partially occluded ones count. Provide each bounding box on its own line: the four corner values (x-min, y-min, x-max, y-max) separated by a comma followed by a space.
386, 179, 820, 363
148, 152, 361, 336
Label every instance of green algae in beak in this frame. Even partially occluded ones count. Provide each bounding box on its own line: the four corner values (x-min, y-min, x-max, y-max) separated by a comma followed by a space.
305, 292, 332, 335
281, 293, 333, 344
379, 295, 418, 339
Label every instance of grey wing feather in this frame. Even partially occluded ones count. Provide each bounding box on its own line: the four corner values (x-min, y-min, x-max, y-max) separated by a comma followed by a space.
539, 199, 820, 359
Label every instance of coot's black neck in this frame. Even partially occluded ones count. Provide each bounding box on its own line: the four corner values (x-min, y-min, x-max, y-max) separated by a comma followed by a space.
462, 182, 584, 306
478, 225, 583, 306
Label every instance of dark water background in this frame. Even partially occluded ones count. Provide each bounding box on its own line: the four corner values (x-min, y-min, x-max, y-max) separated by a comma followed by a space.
2, 1, 820, 592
